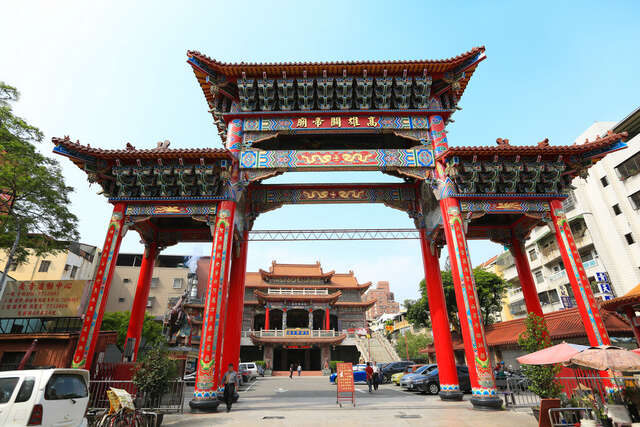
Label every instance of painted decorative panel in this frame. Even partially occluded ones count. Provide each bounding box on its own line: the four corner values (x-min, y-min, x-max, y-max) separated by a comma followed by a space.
459, 201, 550, 213
125, 205, 217, 216
242, 115, 429, 132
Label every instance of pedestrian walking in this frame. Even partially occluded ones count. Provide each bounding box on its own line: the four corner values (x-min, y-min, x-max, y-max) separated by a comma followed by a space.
221, 363, 239, 413
372, 361, 380, 391
365, 362, 374, 393
297, 363, 302, 376
289, 363, 294, 379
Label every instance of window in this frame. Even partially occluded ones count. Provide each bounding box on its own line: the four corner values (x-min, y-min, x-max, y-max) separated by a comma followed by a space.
528, 249, 538, 261
123, 278, 131, 284
70, 266, 78, 279
613, 204, 622, 215
600, 176, 609, 187
534, 270, 544, 283
616, 152, 640, 180
626, 233, 635, 245
173, 278, 184, 289
147, 297, 155, 308
45, 374, 88, 400
118, 297, 125, 303
63, 264, 71, 272
150, 278, 159, 288
15, 377, 35, 403
38, 260, 51, 272
629, 191, 640, 210
0, 378, 19, 403
538, 289, 560, 306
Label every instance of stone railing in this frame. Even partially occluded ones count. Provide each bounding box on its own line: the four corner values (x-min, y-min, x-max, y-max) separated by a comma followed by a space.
267, 288, 329, 295
252, 329, 340, 337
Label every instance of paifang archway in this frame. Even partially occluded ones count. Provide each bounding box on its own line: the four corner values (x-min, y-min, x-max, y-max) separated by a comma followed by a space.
52, 46, 628, 412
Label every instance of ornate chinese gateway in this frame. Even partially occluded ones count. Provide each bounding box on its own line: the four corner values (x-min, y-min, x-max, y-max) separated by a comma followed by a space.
53, 46, 628, 411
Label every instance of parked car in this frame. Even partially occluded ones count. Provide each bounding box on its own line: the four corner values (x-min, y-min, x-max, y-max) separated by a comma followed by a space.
391, 364, 425, 386
238, 366, 249, 385
400, 364, 437, 390
382, 361, 415, 383
0, 368, 90, 427
239, 362, 259, 381
329, 364, 368, 384
415, 365, 472, 395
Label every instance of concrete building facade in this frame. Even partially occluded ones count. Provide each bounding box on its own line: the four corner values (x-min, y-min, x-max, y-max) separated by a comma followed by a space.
364, 281, 400, 319
493, 107, 640, 320
105, 253, 190, 320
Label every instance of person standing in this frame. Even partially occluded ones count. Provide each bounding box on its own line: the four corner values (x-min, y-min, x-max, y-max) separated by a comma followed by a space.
297, 363, 302, 376
289, 363, 294, 379
372, 361, 380, 391
221, 363, 239, 413
365, 362, 374, 393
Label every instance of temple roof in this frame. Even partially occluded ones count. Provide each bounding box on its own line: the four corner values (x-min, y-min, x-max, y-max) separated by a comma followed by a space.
601, 283, 640, 312
52, 136, 232, 161
254, 290, 342, 304
419, 307, 632, 353
438, 131, 628, 160
260, 261, 333, 279
187, 47, 485, 78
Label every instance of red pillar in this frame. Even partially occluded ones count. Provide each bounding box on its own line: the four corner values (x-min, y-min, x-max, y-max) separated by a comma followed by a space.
220, 229, 249, 373
124, 241, 159, 362
325, 308, 330, 330
509, 237, 544, 318
624, 307, 640, 347
72, 203, 127, 369
419, 229, 461, 401
440, 197, 502, 410
190, 201, 236, 412
265, 307, 270, 330
550, 200, 610, 346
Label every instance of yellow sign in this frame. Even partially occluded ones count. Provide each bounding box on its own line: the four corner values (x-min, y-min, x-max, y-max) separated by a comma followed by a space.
0, 280, 88, 318
385, 325, 394, 331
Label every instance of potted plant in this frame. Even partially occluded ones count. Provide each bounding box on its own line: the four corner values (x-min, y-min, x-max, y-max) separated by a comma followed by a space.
518, 313, 562, 422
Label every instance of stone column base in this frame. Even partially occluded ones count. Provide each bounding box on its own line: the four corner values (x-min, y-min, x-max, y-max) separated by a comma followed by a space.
189, 398, 221, 413
470, 396, 503, 410
439, 390, 463, 401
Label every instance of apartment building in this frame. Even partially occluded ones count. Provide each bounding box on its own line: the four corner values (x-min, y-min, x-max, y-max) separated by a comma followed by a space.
105, 253, 191, 320
0, 241, 100, 282
493, 106, 640, 320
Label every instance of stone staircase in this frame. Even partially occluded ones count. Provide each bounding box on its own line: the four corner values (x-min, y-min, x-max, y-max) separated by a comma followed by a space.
356, 332, 399, 363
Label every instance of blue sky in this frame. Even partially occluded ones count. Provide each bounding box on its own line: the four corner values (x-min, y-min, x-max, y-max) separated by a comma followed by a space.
1, 1, 639, 303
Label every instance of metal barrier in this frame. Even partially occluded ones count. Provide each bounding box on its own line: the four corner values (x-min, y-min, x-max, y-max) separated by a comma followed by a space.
503, 377, 540, 408
88, 380, 185, 413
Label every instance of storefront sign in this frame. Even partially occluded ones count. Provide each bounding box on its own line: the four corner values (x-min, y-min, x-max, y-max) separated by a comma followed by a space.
0, 280, 88, 318
285, 328, 310, 336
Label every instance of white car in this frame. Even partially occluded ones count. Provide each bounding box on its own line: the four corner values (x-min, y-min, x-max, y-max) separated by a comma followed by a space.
238, 363, 258, 381
0, 368, 90, 427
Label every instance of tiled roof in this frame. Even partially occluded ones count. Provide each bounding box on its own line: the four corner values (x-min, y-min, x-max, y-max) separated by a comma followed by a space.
187, 47, 486, 78
268, 261, 326, 277
52, 136, 232, 160
601, 283, 640, 311
438, 132, 628, 159
420, 307, 632, 353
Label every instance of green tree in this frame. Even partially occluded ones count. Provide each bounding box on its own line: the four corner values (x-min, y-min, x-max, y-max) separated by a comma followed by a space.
406, 269, 507, 330
101, 311, 165, 351
394, 331, 433, 360
0, 82, 79, 291
517, 313, 561, 398
133, 344, 178, 407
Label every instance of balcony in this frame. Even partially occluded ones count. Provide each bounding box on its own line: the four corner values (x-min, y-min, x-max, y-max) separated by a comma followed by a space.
582, 259, 599, 270
253, 329, 340, 338
267, 288, 329, 295
548, 270, 568, 282
249, 328, 347, 345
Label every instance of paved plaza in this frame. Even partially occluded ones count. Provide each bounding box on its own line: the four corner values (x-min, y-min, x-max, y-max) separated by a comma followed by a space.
165, 377, 536, 426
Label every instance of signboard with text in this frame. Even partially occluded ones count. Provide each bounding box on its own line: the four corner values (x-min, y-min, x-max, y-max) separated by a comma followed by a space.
0, 280, 88, 318
336, 362, 354, 392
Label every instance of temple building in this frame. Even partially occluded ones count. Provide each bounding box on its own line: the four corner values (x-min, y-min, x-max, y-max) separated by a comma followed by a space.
365, 281, 400, 319
178, 261, 373, 371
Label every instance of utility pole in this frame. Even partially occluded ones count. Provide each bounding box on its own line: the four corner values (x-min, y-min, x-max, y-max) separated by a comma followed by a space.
0, 227, 20, 301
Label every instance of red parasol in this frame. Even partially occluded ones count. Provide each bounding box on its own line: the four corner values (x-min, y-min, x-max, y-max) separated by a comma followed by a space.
517, 342, 588, 365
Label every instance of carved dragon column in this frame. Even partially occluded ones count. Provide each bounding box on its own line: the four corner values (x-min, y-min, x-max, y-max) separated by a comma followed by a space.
418, 230, 462, 401
431, 115, 502, 410
72, 203, 129, 370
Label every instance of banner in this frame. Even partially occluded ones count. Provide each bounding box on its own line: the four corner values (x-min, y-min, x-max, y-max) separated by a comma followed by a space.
0, 280, 88, 318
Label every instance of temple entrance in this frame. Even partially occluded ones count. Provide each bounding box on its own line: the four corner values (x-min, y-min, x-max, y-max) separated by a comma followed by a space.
274, 346, 321, 371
